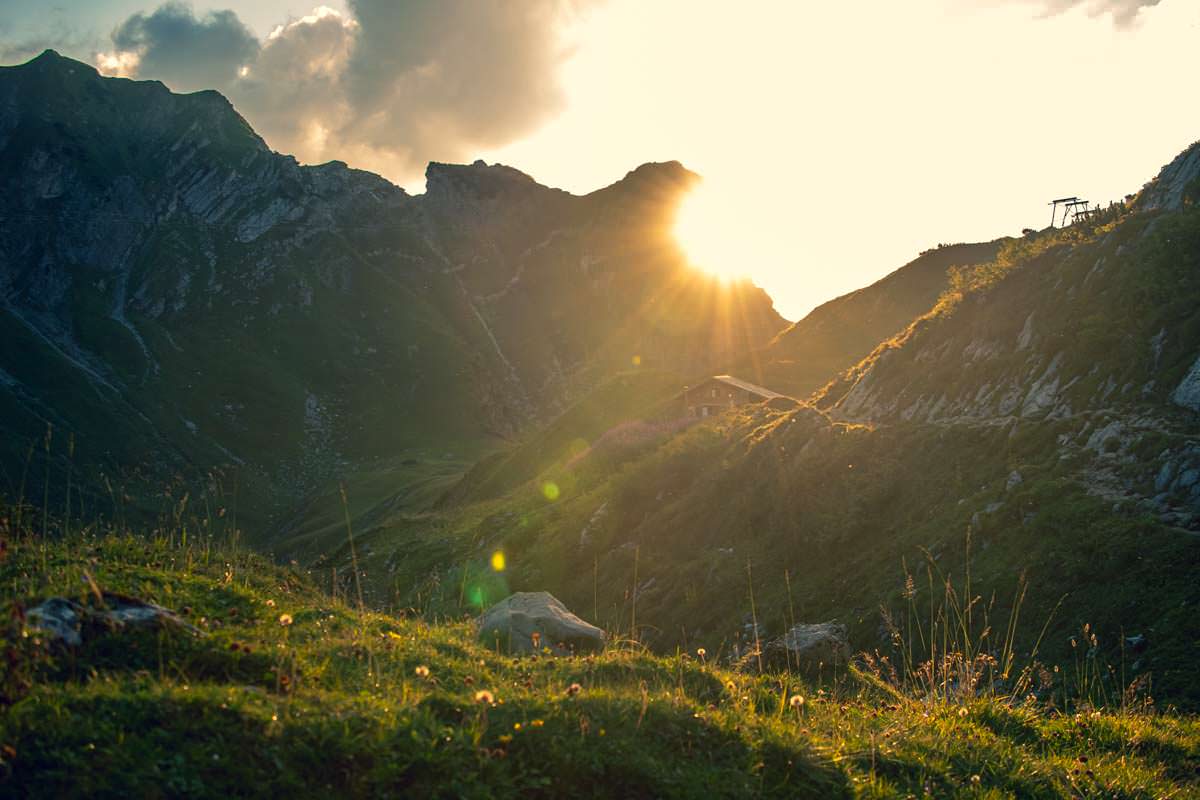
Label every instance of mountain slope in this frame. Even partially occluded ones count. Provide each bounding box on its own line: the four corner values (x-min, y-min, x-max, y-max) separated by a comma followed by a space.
750, 240, 1003, 398
0, 50, 785, 537
341, 140, 1200, 707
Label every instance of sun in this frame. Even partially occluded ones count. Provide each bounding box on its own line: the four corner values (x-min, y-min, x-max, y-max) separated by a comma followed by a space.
673, 183, 750, 282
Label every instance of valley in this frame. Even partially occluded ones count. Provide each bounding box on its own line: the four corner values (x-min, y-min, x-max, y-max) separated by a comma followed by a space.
0, 47, 1198, 798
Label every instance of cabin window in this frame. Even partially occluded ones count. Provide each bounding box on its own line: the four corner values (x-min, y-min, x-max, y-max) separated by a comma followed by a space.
711, 388, 717, 398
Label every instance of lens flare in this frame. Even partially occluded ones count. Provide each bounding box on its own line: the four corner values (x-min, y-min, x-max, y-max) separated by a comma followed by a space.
541, 481, 560, 501
491, 551, 506, 572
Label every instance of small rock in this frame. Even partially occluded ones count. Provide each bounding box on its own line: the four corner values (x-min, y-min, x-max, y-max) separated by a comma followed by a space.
25, 593, 201, 648
1005, 470, 1023, 492
477, 592, 604, 655
763, 621, 849, 670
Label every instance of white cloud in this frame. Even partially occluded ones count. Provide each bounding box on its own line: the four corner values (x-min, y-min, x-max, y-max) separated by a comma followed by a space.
1001, 0, 1163, 26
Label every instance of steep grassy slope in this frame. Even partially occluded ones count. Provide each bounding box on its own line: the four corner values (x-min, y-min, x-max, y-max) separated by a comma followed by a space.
2, 528, 1196, 798
747, 240, 1003, 398
0, 51, 785, 539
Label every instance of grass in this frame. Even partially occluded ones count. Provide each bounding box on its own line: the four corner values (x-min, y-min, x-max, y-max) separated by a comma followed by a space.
0, 520, 1196, 798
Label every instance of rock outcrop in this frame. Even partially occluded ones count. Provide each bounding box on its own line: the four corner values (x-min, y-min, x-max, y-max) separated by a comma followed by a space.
1137, 140, 1200, 212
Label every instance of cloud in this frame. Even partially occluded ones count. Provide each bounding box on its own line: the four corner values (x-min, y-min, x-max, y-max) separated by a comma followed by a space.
108, 3, 259, 91
1007, 0, 1163, 27
95, 1, 595, 184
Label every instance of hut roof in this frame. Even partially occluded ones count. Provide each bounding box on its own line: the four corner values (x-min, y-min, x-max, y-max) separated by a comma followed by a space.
707, 374, 785, 400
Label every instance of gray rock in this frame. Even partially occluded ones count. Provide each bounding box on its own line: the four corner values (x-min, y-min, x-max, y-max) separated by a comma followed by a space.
1171, 355, 1200, 413
25, 594, 201, 647
478, 591, 604, 655
1005, 470, 1023, 492
1017, 312, 1036, 351
1138, 141, 1200, 212
25, 598, 84, 647
1176, 468, 1200, 491
764, 621, 850, 670
1156, 461, 1176, 493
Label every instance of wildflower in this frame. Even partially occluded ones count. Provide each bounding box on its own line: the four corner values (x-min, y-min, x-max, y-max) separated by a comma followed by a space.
278, 613, 293, 627
696, 647, 706, 660
971, 775, 981, 785
474, 690, 495, 705
229, 642, 240, 652
265, 599, 275, 607
531, 719, 544, 728
566, 682, 582, 697
498, 735, 512, 744
464, 676, 474, 686
958, 706, 968, 717
414, 665, 430, 678
531, 632, 541, 649
789, 694, 805, 709
513, 722, 522, 731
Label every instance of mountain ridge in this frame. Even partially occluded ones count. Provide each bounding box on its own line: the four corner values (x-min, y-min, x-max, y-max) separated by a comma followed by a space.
0, 50, 784, 539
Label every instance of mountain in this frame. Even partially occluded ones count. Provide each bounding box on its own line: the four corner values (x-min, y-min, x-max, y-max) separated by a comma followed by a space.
748, 240, 1004, 399
0, 50, 785, 536
344, 140, 1200, 706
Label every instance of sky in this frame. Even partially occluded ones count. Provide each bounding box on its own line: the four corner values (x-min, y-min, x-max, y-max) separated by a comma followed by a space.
2, 0, 1198, 320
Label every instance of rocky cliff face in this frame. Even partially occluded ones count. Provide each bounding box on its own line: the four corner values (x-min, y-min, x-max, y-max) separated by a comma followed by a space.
813, 178, 1200, 528
0, 51, 785, 534
1136, 139, 1200, 212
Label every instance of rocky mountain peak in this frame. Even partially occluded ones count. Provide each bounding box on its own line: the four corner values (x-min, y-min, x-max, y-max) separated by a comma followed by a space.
600, 160, 698, 200
421, 159, 561, 219
1137, 139, 1200, 211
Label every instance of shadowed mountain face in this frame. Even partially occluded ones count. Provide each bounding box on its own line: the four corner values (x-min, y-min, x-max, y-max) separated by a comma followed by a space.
0, 51, 785, 534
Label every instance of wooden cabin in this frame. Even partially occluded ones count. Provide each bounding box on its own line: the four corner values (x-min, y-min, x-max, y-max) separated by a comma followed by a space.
683, 375, 785, 418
